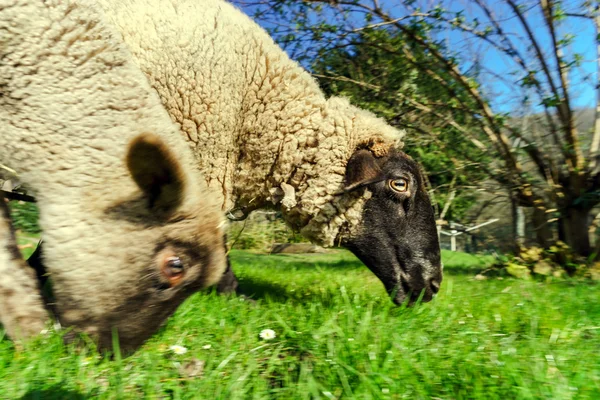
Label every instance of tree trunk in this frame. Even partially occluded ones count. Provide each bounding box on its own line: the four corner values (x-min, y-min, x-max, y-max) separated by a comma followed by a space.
511, 196, 526, 252
560, 206, 592, 257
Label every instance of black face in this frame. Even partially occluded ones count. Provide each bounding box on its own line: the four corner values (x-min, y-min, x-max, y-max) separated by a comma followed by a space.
341, 149, 442, 306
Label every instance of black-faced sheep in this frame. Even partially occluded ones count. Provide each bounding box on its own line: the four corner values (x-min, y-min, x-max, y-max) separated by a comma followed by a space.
99, 0, 442, 305
0, 0, 227, 351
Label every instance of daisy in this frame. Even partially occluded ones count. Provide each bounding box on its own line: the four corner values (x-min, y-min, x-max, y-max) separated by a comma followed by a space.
169, 345, 188, 355
259, 329, 276, 340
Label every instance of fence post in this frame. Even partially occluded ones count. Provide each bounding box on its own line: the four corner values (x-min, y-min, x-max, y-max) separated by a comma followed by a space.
450, 222, 457, 252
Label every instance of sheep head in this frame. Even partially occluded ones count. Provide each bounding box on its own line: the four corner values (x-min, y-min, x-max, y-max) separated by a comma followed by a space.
49, 133, 227, 353
340, 148, 442, 306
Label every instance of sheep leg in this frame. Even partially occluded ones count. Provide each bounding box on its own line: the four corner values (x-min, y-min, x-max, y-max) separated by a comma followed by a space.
216, 240, 239, 294
26, 242, 58, 316
215, 235, 256, 302
0, 195, 49, 340
216, 233, 238, 294
215, 260, 259, 303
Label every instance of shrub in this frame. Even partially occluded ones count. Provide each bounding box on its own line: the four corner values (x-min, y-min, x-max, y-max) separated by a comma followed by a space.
227, 212, 307, 251
491, 241, 594, 280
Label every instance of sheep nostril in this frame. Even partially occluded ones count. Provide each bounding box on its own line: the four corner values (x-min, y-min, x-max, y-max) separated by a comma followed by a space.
429, 278, 441, 294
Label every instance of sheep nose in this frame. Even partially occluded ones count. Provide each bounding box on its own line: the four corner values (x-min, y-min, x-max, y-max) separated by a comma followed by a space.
428, 278, 441, 294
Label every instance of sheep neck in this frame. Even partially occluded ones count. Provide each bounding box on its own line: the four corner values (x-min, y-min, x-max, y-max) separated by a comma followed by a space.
231, 93, 386, 246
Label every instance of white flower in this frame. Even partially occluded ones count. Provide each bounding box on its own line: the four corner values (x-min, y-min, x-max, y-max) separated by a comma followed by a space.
259, 329, 276, 340
202, 344, 212, 350
169, 345, 188, 355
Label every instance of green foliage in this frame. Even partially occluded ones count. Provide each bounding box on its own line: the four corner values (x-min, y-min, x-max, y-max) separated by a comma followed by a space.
541, 94, 562, 108
8, 201, 41, 234
2, 248, 599, 398
521, 71, 539, 88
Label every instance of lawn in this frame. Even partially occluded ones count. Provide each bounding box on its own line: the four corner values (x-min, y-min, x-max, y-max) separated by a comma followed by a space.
0, 247, 598, 399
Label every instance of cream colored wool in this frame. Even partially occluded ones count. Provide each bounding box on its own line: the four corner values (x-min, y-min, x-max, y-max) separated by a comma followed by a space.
0, 0, 226, 348
98, 0, 405, 247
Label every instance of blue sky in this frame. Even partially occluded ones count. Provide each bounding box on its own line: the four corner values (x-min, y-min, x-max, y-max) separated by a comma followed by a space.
237, 0, 597, 115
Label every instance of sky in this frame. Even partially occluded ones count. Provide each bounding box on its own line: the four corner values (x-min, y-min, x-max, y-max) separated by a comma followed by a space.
236, 0, 597, 116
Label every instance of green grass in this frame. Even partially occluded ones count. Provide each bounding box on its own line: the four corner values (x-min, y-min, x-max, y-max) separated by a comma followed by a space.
1, 247, 598, 399
15, 232, 40, 259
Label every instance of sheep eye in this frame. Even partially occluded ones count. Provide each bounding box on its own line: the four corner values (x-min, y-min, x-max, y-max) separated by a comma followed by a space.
388, 178, 408, 193
163, 256, 185, 281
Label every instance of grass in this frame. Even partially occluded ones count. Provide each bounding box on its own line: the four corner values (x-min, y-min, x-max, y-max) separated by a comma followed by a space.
15, 231, 40, 260
1, 246, 598, 399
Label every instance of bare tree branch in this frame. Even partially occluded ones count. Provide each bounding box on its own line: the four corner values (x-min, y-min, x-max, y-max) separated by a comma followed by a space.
471, 0, 566, 159
351, 13, 425, 32
505, 0, 566, 121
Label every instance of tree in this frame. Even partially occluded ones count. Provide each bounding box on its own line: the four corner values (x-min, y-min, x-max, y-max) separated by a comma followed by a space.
236, 0, 600, 260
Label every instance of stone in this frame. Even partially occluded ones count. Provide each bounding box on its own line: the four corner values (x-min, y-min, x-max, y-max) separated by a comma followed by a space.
533, 260, 553, 276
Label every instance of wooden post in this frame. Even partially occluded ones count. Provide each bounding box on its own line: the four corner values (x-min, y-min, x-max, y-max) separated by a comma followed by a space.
450, 222, 457, 252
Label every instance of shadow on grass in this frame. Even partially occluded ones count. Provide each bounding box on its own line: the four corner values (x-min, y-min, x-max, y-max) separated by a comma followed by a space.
235, 274, 390, 309
237, 276, 296, 304
20, 387, 88, 400
229, 251, 365, 271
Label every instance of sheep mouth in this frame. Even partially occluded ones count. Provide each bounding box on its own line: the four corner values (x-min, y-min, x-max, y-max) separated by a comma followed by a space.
388, 267, 416, 306
390, 284, 427, 306
389, 262, 434, 306
345, 243, 435, 306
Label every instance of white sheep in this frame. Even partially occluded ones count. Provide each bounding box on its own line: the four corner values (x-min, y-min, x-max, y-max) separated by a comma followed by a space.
99, 0, 443, 305
0, 0, 227, 351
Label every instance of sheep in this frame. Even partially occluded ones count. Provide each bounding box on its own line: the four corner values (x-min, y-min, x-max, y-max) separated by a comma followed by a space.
0, 0, 227, 351
98, 0, 443, 305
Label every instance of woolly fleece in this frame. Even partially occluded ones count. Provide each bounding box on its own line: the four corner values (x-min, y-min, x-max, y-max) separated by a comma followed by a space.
98, 0, 405, 247
0, 0, 226, 348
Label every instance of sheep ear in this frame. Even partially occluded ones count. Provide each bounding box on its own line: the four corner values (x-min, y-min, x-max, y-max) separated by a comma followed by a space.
126, 133, 186, 212
343, 149, 385, 193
